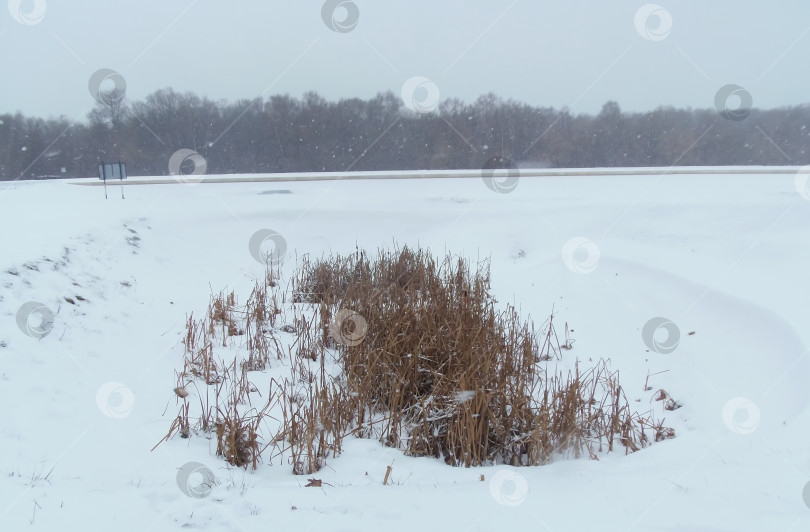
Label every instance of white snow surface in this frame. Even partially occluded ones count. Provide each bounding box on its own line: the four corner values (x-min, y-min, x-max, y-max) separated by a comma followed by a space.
1, 169, 809, 531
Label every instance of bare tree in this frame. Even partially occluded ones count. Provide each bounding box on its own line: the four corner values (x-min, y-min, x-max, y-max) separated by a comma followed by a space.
88, 88, 128, 129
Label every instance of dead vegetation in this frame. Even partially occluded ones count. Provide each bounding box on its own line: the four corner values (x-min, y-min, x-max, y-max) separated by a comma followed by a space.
155, 245, 674, 472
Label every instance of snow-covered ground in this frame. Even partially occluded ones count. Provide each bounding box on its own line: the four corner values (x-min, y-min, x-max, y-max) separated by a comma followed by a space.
1, 169, 809, 531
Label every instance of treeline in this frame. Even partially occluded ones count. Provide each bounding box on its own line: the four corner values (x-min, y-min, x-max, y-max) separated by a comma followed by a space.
1, 88, 808, 180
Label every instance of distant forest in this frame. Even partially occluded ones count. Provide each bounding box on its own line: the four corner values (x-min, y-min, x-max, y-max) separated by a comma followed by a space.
1, 88, 808, 180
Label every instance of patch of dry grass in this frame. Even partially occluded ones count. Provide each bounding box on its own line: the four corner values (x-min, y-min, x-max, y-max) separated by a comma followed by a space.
156, 245, 674, 471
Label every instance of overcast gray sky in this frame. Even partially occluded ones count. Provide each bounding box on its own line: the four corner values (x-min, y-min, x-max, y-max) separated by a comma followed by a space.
1, 0, 808, 119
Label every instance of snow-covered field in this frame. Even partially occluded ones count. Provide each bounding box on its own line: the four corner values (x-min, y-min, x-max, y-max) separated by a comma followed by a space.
1, 169, 809, 531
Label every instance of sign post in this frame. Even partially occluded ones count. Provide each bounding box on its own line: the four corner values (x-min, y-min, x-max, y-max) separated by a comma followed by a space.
98, 161, 127, 199
98, 162, 108, 199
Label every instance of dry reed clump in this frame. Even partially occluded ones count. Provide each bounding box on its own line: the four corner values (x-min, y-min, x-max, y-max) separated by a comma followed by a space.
154, 269, 284, 468
293, 246, 674, 467
157, 245, 675, 472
